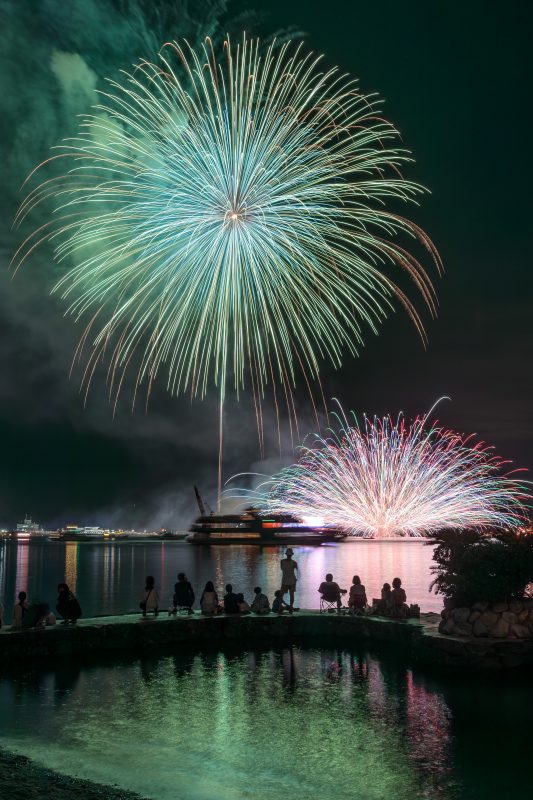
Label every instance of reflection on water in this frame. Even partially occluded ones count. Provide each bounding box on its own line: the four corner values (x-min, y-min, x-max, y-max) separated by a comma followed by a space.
0, 540, 438, 622
0, 647, 447, 800
0, 646, 531, 800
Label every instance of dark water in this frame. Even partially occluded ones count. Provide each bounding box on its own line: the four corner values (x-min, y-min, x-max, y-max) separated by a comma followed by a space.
0, 539, 439, 622
0, 645, 531, 800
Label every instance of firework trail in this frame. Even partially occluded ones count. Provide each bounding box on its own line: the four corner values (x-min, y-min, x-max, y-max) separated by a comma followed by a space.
15, 35, 440, 405
234, 404, 531, 538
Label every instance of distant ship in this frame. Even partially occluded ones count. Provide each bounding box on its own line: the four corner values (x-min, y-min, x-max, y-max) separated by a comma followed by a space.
53, 526, 131, 542
187, 489, 345, 545
0, 516, 49, 540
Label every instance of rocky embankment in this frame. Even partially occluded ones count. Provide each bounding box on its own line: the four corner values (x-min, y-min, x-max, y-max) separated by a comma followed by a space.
439, 600, 533, 639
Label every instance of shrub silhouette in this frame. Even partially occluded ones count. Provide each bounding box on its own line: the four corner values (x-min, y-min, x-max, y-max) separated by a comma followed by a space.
428, 529, 533, 606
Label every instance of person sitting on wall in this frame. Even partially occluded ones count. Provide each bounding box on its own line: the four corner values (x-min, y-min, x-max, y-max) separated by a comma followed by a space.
223, 584, 240, 614
390, 577, 408, 618
348, 576, 367, 614
12, 591, 30, 629
22, 600, 56, 628
56, 583, 82, 625
236, 593, 251, 614
371, 582, 392, 615
381, 582, 392, 611
171, 572, 195, 614
251, 586, 270, 614
318, 573, 347, 610
272, 590, 291, 614
200, 581, 220, 615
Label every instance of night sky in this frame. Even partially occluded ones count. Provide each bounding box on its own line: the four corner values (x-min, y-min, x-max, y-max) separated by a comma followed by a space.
0, 0, 531, 528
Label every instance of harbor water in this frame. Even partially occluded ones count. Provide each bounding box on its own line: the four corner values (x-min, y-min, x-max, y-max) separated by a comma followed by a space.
0, 644, 531, 800
0, 539, 438, 622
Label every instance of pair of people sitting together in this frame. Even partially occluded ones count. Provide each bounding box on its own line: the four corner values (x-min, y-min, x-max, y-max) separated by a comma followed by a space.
377, 578, 408, 617
318, 574, 367, 612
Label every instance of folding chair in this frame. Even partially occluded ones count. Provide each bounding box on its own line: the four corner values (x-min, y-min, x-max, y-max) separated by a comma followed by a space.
320, 594, 342, 613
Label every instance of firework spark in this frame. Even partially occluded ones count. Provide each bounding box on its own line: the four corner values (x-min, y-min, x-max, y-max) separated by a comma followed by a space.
239, 405, 531, 538
15, 35, 440, 409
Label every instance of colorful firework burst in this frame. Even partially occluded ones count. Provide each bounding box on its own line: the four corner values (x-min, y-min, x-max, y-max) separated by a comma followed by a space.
15, 35, 440, 410
241, 405, 531, 538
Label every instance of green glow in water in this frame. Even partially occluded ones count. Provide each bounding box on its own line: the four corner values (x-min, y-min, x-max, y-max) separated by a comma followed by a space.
0, 646, 529, 800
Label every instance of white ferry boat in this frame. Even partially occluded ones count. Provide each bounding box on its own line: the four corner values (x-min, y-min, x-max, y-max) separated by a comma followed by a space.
187, 507, 346, 545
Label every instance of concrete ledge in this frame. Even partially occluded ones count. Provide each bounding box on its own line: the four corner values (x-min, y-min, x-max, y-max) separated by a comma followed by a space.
1, 611, 532, 671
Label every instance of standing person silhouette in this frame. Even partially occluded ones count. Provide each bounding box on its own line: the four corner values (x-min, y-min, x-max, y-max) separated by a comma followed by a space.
280, 548, 298, 613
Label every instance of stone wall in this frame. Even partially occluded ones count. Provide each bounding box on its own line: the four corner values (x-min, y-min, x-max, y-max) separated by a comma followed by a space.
2, 610, 533, 671
438, 600, 533, 639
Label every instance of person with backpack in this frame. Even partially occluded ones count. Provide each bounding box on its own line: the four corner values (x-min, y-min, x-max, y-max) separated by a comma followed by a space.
139, 576, 159, 618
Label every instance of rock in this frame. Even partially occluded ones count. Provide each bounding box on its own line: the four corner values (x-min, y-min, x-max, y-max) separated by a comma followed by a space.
510, 601, 524, 614
439, 618, 456, 635
468, 610, 481, 623
454, 622, 473, 637
472, 601, 489, 612
479, 611, 498, 629
528, 610, 533, 623
473, 619, 489, 637
440, 609, 449, 618
452, 607, 470, 624
510, 624, 531, 639
492, 601, 508, 613
518, 610, 529, 622
502, 612, 518, 625
489, 619, 509, 638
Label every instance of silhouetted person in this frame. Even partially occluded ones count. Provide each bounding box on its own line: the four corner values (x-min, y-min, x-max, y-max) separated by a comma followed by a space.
12, 591, 30, 629
223, 584, 240, 614
380, 582, 392, 614
56, 583, 82, 625
171, 572, 195, 614
237, 593, 251, 614
200, 581, 220, 615
318, 573, 347, 609
391, 577, 407, 618
280, 547, 298, 612
251, 586, 270, 614
21, 600, 50, 628
348, 576, 367, 613
272, 590, 290, 614
140, 576, 159, 618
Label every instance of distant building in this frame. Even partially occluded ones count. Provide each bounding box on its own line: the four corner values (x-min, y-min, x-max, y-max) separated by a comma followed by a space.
16, 516, 41, 534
